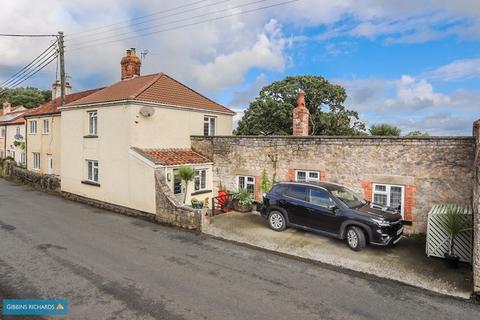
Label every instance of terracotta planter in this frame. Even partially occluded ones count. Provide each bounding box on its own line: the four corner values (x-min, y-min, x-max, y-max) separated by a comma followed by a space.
233, 201, 252, 213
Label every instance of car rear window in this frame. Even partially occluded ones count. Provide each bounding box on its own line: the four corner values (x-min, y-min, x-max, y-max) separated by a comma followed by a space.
285, 185, 307, 201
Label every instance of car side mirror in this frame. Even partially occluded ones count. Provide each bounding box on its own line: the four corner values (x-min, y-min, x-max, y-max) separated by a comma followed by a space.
329, 204, 339, 213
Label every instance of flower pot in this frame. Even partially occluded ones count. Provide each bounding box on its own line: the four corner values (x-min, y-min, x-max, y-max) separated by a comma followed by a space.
444, 253, 460, 269
233, 201, 252, 213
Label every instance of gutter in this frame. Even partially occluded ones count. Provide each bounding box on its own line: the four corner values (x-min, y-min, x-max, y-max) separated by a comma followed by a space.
60, 99, 236, 116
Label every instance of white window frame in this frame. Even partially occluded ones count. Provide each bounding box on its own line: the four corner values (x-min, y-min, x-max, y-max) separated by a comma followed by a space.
43, 119, 49, 134
194, 169, 207, 191
86, 160, 99, 183
20, 152, 25, 166
30, 121, 37, 134
32, 152, 40, 170
237, 175, 255, 194
88, 111, 98, 135
1, 127, 5, 138
295, 170, 320, 182
203, 116, 216, 136
372, 183, 405, 217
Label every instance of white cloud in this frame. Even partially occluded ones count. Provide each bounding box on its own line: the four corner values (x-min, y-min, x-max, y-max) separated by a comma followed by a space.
385, 75, 451, 110
229, 73, 268, 108
193, 19, 286, 91
423, 58, 480, 82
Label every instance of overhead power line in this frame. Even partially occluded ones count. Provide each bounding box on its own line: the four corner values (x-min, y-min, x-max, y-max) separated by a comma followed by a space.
0, 40, 58, 87
66, 0, 233, 43
67, 0, 223, 37
0, 33, 57, 37
0, 51, 58, 93
67, 0, 299, 51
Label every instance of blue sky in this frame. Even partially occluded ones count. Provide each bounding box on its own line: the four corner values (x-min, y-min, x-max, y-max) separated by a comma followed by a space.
1, 0, 480, 135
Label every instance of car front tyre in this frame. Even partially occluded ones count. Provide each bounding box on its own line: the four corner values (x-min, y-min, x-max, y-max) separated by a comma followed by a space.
346, 226, 366, 251
268, 211, 286, 232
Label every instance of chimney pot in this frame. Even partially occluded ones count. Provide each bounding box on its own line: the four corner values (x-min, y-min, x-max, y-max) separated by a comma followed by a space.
292, 89, 309, 136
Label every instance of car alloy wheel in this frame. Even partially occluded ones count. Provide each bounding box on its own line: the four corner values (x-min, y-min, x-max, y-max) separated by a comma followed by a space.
347, 229, 358, 249
269, 212, 284, 230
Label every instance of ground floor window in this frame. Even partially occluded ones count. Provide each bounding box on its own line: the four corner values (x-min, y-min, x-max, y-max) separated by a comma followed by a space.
86, 160, 99, 183
20, 152, 25, 165
32, 152, 40, 169
372, 183, 404, 215
194, 169, 207, 191
238, 176, 255, 194
295, 170, 320, 182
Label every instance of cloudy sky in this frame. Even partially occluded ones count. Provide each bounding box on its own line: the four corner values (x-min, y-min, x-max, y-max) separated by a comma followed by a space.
1, 0, 480, 135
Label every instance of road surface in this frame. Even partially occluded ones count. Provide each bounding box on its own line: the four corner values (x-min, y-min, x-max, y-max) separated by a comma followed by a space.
0, 179, 478, 319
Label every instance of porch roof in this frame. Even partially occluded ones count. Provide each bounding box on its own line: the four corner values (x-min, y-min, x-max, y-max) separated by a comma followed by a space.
131, 147, 211, 166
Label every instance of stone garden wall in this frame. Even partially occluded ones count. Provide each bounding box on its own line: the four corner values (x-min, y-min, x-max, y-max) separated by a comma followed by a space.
192, 135, 475, 234
473, 120, 480, 295
1, 160, 61, 192
154, 170, 205, 231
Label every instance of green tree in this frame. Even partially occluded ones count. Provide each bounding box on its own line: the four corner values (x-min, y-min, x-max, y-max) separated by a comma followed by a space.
0, 87, 51, 109
176, 166, 195, 204
406, 130, 429, 137
235, 76, 365, 136
369, 124, 401, 136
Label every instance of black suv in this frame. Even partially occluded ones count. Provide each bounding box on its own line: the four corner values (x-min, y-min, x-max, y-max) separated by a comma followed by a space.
261, 181, 403, 251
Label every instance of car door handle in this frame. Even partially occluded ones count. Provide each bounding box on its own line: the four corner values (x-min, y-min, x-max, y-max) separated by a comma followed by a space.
279, 199, 287, 205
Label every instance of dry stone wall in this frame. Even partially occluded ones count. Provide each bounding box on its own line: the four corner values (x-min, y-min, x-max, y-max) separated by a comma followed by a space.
192, 135, 475, 234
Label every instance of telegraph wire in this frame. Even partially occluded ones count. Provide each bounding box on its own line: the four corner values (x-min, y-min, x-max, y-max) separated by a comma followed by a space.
0, 53, 58, 96
67, 0, 268, 47
67, 0, 228, 38
0, 33, 57, 37
68, 0, 298, 51
0, 40, 58, 87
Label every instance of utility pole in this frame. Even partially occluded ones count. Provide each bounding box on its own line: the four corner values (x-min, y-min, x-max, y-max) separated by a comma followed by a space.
58, 31, 65, 107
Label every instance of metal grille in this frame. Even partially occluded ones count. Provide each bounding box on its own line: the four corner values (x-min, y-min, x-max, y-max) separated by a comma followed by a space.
426, 204, 473, 263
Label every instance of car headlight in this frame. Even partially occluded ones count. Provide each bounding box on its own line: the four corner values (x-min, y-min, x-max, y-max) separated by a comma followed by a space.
372, 218, 390, 227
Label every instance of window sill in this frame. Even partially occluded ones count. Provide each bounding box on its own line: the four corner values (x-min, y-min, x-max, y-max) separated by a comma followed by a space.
191, 189, 212, 196
83, 135, 98, 139
81, 180, 100, 187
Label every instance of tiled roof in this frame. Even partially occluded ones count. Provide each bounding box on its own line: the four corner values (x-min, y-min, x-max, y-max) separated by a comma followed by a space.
0, 109, 27, 125
25, 88, 103, 117
67, 73, 234, 114
132, 147, 212, 166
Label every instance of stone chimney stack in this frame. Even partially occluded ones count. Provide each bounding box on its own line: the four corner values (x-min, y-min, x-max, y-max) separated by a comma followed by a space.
3, 101, 11, 114
292, 90, 309, 136
121, 48, 141, 80
52, 80, 72, 100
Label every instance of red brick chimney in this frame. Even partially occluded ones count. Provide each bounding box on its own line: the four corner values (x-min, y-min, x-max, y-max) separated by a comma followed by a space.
292, 90, 309, 136
121, 48, 141, 80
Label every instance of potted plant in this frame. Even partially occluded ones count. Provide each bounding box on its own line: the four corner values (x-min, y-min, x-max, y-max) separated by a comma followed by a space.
191, 198, 204, 209
233, 188, 254, 213
442, 204, 472, 269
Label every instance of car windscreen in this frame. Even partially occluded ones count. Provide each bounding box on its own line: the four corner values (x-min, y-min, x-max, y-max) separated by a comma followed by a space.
330, 187, 366, 209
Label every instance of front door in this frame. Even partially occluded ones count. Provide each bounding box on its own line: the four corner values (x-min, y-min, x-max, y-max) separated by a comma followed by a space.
173, 170, 185, 202
47, 154, 53, 174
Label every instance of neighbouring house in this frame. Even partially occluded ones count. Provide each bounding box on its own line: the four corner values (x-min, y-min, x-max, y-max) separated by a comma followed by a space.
0, 101, 28, 165
24, 82, 101, 175
59, 48, 234, 214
